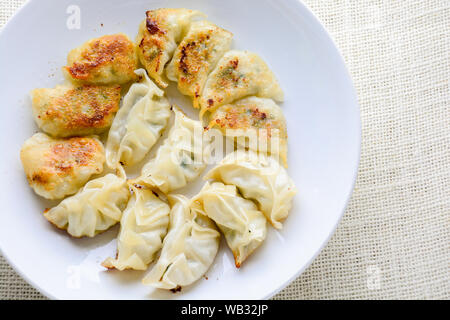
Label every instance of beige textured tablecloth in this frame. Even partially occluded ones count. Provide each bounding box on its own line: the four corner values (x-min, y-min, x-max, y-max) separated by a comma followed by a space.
1, 0, 449, 300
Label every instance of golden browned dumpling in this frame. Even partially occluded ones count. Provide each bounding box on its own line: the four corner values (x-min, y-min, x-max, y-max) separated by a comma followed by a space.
166, 20, 233, 107
20, 133, 105, 200
207, 97, 288, 166
136, 8, 205, 87
199, 50, 284, 119
31, 83, 121, 137
64, 33, 138, 84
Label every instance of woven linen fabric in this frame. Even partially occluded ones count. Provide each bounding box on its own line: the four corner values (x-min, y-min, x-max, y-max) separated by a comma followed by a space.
0, 0, 449, 300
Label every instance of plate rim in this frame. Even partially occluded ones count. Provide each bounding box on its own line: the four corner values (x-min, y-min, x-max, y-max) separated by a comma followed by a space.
261, 0, 361, 300
0, 0, 361, 300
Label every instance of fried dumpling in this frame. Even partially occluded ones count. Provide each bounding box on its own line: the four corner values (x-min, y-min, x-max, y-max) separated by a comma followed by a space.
105, 69, 171, 170
207, 96, 288, 166
31, 83, 121, 138
136, 107, 211, 193
166, 20, 233, 107
199, 50, 284, 119
206, 97, 287, 160
192, 182, 267, 268
142, 194, 220, 289
136, 8, 205, 87
44, 174, 130, 238
64, 33, 138, 84
20, 133, 105, 200
205, 151, 297, 229
102, 183, 170, 271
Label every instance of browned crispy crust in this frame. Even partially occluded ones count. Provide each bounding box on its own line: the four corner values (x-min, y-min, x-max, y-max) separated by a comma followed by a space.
138, 35, 164, 73
137, 9, 201, 87
25, 137, 103, 192
65, 34, 137, 83
234, 254, 241, 269
137, 11, 167, 76
203, 57, 244, 110
145, 11, 167, 36
33, 85, 121, 135
170, 286, 182, 293
176, 31, 214, 100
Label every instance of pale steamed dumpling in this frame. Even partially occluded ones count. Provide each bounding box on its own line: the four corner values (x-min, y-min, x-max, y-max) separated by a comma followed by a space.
105, 69, 171, 170
136, 107, 211, 193
102, 183, 170, 271
205, 150, 297, 229
44, 174, 130, 238
142, 194, 220, 289
192, 182, 267, 268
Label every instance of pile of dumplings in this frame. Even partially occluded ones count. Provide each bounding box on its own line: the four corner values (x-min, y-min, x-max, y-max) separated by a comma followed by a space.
20, 8, 297, 291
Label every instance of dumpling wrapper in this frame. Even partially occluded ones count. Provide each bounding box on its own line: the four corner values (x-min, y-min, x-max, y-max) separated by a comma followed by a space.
31, 83, 121, 138
136, 107, 211, 194
142, 194, 220, 290
166, 20, 233, 108
105, 69, 171, 170
64, 33, 138, 85
102, 183, 170, 271
205, 150, 297, 229
199, 50, 284, 119
207, 96, 288, 167
192, 182, 267, 268
20, 133, 105, 200
136, 8, 205, 87
44, 174, 130, 238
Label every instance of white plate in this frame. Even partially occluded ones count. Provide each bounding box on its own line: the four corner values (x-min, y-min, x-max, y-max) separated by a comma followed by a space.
0, 0, 360, 300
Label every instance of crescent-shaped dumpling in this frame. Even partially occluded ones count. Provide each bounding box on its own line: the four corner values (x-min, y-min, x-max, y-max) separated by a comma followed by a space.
199, 50, 284, 119
102, 183, 170, 271
166, 20, 233, 107
142, 194, 220, 289
204, 150, 297, 229
105, 69, 171, 170
64, 33, 138, 85
207, 96, 288, 167
20, 133, 105, 200
136, 107, 211, 193
44, 173, 130, 238
136, 8, 205, 87
31, 83, 121, 138
192, 182, 267, 268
